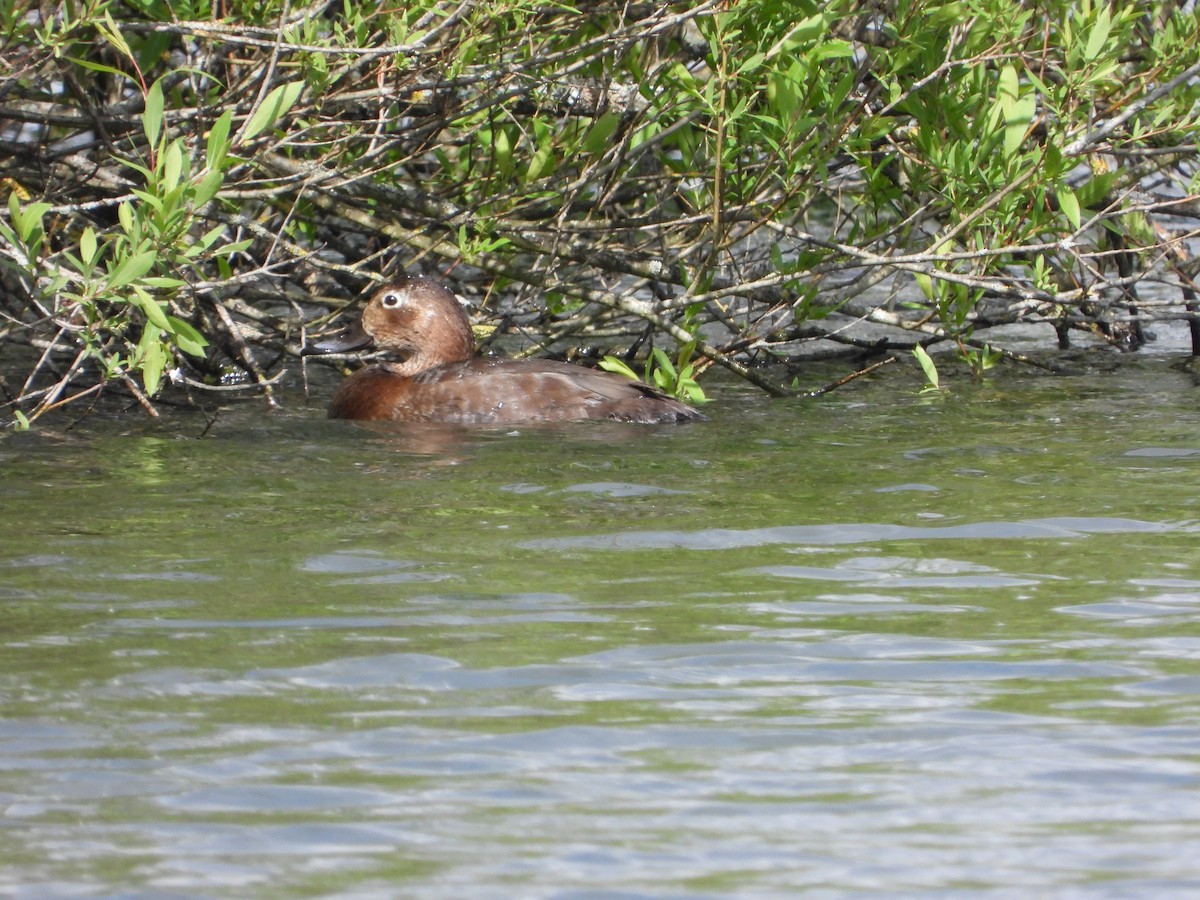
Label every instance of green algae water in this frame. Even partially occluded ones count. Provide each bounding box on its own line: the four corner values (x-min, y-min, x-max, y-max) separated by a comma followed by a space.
3, 360, 1200, 897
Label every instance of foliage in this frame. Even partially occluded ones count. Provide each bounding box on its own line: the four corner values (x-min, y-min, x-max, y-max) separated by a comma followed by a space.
600, 342, 708, 405
2, 0, 1199, 424
912, 344, 942, 394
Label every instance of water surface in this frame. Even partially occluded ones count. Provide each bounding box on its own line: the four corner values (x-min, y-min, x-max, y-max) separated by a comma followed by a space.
3, 360, 1200, 897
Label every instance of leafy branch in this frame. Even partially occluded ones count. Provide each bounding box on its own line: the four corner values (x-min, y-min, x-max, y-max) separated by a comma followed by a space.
1, 0, 1198, 426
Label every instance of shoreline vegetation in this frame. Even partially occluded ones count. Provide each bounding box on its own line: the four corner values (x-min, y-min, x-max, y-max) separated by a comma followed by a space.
1, 1, 1198, 427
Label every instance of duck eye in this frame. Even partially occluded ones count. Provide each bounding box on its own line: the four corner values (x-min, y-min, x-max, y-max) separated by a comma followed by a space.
381, 292, 402, 308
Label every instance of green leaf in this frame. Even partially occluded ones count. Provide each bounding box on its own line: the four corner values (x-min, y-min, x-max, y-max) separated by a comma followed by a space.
1057, 187, 1081, 231
143, 276, 188, 289
814, 39, 855, 61
160, 140, 184, 190
995, 64, 1034, 159
582, 112, 619, 156
1004, 103, 1031, 158
12, 200, 50, 244
143, 79, 164, 147
113, 153, 153, 181
912, 344, 940, 389
997, 64, 1019, 110
789, 13, 831, 46
97, 11, 134, 61
211, 238, 252, 258
1084, 5, 1112, 62
193, 169, 225, 207
242, 80, 306, 141
65, 56, 136, 81
524, 119, 555, 183
199, 223, 227, 250
206, 110, 233, 170
167, 315, 208, 356
108, 249, 157, 289
186, 223, 228, 257
132, 285, 171, 330
131, 188, 163, 212
598, 356, 640, 381
914, 271, 935, 302
493, 126, 513, 175
767, 70, 799, 120
139, 337, 166, 396
650, 348, 677, 382
79, 226, 97, 268
737, 52, 765, 76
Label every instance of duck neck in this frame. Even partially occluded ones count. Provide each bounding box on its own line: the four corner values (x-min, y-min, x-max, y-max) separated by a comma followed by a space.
387, 351, 445, 377
389, 333, 473, 376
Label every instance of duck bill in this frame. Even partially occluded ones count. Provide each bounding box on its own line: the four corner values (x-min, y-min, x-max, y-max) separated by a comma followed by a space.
302, 320, 374, 355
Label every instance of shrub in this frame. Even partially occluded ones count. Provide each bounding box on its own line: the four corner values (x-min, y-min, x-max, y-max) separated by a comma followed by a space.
2, 1, 1198, 424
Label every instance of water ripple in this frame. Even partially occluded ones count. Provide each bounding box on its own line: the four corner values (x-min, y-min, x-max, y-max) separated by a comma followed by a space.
519, 516, 1172, 551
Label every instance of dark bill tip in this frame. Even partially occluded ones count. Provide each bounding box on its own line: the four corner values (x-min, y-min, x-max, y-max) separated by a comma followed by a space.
301, 320, 374, 356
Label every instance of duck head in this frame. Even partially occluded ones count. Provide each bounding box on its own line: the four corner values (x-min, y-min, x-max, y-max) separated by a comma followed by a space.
304, 275, 475, 376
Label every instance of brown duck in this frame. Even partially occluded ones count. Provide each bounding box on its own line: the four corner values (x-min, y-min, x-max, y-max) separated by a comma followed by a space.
303, 276, 705, 425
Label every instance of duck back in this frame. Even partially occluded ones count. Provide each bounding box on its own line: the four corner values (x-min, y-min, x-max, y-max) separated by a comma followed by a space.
329, 357, 703, 425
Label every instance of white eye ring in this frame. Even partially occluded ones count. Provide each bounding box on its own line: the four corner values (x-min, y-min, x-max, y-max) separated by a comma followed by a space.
381, 292, 402, 308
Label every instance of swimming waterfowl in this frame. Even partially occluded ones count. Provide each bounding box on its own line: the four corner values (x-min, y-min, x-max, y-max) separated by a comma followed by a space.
303, 276, 705, 425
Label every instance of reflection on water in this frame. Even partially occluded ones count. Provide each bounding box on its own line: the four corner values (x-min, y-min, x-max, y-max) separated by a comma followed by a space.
4, 364, 1200, 895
